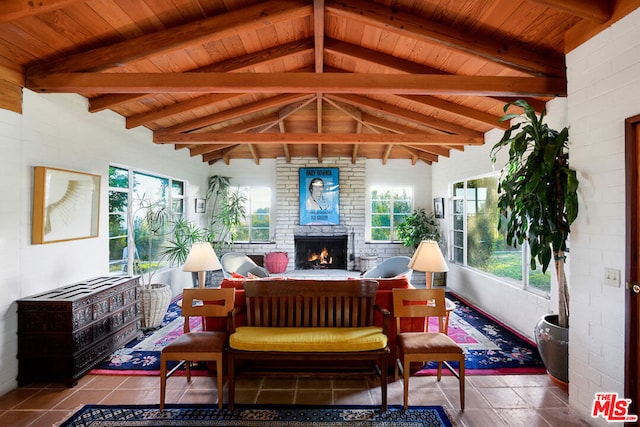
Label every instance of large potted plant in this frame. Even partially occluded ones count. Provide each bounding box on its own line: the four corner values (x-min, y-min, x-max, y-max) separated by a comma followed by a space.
396, 208, 445, 286
490, 99, 579, 384
162, 175, 247, 288
129, 196, 173, 330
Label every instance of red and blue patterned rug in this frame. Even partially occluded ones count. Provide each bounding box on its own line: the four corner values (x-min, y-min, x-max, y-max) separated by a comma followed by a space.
91, 292, 545, 376
58, 404, 454, 427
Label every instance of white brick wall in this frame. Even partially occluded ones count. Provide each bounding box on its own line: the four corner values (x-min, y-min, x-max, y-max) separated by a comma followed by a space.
565, 8, 640, 424
226, 157, 417, 272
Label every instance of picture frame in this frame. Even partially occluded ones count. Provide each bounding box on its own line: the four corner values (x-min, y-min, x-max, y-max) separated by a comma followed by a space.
299, 167, 340, 225
195, 198, 206, 213
434, 197, 445, 219
32, 166, 101, 244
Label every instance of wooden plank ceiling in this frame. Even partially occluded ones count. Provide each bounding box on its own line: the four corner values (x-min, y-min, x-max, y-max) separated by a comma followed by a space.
0, 0, 633, 165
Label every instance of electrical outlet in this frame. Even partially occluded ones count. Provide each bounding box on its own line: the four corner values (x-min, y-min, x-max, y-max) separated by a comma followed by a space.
604, 267, 621, 287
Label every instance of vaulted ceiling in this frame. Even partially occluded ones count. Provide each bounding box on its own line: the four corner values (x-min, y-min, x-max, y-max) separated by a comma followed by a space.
0, 0, 636, 165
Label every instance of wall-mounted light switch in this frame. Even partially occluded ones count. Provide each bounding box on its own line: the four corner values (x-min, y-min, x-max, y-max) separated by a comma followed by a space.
604, 267, 621, 287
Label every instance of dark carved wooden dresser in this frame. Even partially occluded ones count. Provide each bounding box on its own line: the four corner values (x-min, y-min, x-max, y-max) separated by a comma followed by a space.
17, 276, 141, 386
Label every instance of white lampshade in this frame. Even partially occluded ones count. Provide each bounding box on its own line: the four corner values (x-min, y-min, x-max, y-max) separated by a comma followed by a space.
183, 242, 221, 272
408, 240, 448, 273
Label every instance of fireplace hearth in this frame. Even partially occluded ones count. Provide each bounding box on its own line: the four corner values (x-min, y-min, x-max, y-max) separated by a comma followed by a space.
294, 235, 348, 270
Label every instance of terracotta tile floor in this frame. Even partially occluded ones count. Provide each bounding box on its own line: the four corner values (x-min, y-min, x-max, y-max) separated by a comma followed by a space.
0, 373, 592, 426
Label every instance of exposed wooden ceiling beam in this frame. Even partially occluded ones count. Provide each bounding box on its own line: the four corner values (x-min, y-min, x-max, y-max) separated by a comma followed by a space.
248, 144, 260, 165
396, 95, 509, 130
327, 94, 483, 137
326, 39, 549, 114
90, 38, 315, 113
324, 38, 442, 75
157, 94, 313, 135
564, 0, 639, 52
126, 93, 244, 129
153, 133, 484, 145
27, 0, 312, 75
361, 114, 452, 158
0, 0, 84, 22
326, 0, 566, 77
526, 0, 611, 22
27, 73, 567, 97
399, 145, 436, 163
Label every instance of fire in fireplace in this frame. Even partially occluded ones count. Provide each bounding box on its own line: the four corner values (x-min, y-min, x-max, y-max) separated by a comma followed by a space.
294, 235, 348, 270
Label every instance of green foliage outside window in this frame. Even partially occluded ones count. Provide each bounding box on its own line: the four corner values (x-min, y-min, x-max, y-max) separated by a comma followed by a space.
370, 186, 412, 241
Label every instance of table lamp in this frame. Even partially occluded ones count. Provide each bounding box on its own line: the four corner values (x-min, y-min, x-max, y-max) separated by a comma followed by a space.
182, 242, 221, 288
408, 240, 448, 288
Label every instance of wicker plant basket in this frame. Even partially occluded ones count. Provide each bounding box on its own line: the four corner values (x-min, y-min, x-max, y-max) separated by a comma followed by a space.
140, 283, 172, 329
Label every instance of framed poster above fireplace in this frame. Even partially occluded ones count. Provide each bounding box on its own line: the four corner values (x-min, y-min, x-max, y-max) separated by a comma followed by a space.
299, 167, 340, 225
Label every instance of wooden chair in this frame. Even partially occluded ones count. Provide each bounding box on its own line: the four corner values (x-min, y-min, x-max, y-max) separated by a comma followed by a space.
392, 288, 465, 411
160, 288, 235, 409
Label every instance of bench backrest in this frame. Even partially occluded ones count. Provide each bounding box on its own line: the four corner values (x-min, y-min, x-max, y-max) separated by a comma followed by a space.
242, 279, 379, 328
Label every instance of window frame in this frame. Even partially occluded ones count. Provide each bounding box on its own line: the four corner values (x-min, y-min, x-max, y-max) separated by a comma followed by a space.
368, 185, 414, 243
233, 186, 272, 243
450, 172, 550, 297
108, 164, 186, 275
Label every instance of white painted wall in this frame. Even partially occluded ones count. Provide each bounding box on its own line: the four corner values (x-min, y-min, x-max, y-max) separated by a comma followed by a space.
0, 90, 211, 395
565, 8, 640, 424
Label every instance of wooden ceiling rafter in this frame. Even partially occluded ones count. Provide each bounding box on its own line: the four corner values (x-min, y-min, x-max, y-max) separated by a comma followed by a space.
25, 0, 313, 76
92, 37, 315, 115
4, 0, 630, 164
325, 0, 566, 77
154, 132, 484, 145
26, 72, 567, 97
155, 93, 313, 135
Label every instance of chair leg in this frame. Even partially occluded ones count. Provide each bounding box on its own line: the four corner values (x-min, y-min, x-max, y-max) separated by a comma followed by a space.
403, 356, 409, 410
215, 356, 223, 409
459, 357, 466, 411
380, 353, 388, 412
159, 354, 168, 410
185, 360, 191, 382
228, 353, 235, 410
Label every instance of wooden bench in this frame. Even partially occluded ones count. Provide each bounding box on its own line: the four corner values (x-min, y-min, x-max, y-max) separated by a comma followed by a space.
227, 279, 390, 411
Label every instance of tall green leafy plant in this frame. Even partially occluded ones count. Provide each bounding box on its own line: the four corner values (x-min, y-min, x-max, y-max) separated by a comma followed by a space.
205, 175, 246, 251
490, 100, 579, 328
396, 208, 440, 249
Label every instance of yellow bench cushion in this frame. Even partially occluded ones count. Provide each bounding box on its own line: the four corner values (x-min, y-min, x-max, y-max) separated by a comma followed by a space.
229, 326, 387, 352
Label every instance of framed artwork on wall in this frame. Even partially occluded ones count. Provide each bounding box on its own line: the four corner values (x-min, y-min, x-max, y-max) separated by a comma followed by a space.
32, 166, 101, 244
299, 167, 340, 225
195, 198, 206, 213
434, 197, 444, 219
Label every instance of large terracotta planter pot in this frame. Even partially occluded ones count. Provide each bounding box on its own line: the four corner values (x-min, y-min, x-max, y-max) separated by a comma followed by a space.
264, 252, 289, 274
139, 283, 172, 330
534, 314, 569, 384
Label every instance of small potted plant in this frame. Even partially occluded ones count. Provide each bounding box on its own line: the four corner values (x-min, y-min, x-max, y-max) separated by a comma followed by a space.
396, 208, 445, 286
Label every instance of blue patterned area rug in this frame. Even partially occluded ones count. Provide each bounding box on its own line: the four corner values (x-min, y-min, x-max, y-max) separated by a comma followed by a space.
91, 292, 544, 376
417, 293, 545, 375
57, 404, 454, 427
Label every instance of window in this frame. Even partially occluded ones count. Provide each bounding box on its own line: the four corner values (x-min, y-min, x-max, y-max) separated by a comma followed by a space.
108, 165, 185, 274
234, 187, 271, 242
370, 186, 413, 241
452, 174, 550, 294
